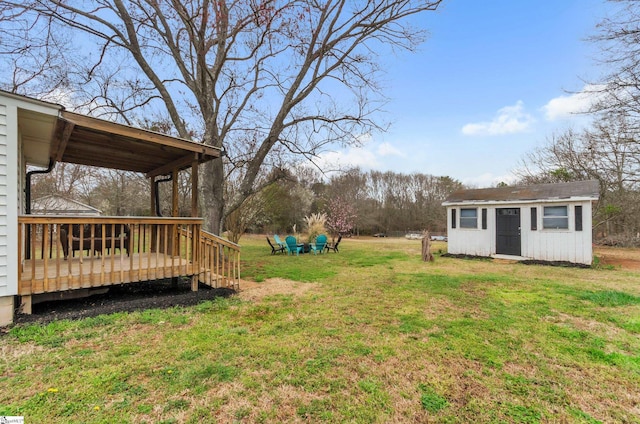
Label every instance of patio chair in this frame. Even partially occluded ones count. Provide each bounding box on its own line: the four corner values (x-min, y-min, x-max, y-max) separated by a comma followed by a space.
325, 235, 342, 253
274, 234, 286, 250
267, 236, 285, 255
310, 234, 327, 254
285, 235, 303, 256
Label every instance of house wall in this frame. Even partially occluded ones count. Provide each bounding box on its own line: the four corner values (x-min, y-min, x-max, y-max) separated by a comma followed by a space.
0, 93, 61, 324
0, 97, 18, 324
446, 200, 594, 265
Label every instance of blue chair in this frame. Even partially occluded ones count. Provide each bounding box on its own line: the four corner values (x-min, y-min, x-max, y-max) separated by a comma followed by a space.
310, 234, 327, 254
285, 236, 303, 256
274, 234, 286, 250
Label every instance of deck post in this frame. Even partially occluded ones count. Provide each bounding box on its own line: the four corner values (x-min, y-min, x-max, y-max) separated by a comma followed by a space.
172, 169, 179, 217
20, 295, 32, 315
0, 296, 15, 325
191, 275, 198, 292
150, 176, 158, 253
150, 176, 157, 217
191, 157, 199, 217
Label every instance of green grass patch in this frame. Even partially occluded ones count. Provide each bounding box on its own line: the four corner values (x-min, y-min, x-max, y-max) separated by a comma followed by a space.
418, 384, 449, 413
3, 236, 640, 422
578, 290, 640, 307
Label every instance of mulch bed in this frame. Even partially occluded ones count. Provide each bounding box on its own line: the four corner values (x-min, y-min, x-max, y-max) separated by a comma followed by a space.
442, 253, 591, 268
12, 279, 236, 325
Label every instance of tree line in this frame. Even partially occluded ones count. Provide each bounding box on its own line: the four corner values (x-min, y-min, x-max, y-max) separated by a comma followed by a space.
30, 164, 462, 241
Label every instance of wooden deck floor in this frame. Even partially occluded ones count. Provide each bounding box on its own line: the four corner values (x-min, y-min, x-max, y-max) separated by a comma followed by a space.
20, 252, 197, 295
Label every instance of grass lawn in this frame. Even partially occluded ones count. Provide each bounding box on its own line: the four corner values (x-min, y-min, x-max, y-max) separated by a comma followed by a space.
1, 235, 639, 423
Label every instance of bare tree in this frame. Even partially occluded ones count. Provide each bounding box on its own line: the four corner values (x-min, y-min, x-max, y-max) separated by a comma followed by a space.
90, 169, 150, 216
516, 115, 640, 237
0, 0, 443, 234
225, 192, 265, 243
29, 162, 98, 202
588, 0, 640, 122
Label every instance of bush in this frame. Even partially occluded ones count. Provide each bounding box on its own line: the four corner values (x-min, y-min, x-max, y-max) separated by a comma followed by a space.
595, 233, 640, 248
304, 213, 327, 243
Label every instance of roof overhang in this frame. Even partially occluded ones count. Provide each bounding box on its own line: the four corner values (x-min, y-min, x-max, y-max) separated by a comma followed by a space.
442, 196, 599, 207
443, 180, 601, 207
7, 89, 220, 177
51, 111, 220, 178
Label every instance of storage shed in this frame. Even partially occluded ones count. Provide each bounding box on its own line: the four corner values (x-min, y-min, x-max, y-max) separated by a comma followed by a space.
442, 180, 600, 265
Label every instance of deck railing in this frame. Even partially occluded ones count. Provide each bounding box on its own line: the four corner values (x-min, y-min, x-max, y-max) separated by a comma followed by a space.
198, 230, 240, 290
18, 216, 240, 298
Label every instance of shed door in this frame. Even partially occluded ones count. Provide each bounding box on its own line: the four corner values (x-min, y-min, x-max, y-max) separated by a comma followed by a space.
496, 208, 521, 256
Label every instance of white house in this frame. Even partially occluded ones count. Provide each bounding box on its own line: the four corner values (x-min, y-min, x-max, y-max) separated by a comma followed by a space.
0, 90, 241, 326
442, 180, 600, 265
0, 92, 61, 325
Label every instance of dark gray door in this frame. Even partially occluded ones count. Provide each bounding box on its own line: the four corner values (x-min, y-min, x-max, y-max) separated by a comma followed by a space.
496, 208, 521, 256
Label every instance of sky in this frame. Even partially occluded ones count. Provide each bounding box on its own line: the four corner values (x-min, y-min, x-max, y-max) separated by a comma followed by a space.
317, 0, 612, 187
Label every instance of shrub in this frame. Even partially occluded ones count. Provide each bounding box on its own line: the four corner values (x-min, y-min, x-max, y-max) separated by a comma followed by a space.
304, 213, 327, 243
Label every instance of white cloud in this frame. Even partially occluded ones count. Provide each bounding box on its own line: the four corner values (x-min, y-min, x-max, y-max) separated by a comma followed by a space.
462, 101, 534, 136
40, 88, 76, 108
315, 147, 380, 172
377, 142, 405, 157
542, 84, 605, 121
315, 139, 410, 173
462, 172, 518, 188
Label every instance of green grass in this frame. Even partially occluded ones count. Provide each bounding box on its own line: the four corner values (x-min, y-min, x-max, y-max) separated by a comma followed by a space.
1, 235, 639, 423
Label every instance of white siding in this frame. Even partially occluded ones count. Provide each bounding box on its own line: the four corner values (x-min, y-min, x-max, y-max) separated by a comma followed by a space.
447, 200, 594, 265
522, 201, 593, 264
447, 206, 493, 257
0, 101, 17, 296
0, 93, 61, 299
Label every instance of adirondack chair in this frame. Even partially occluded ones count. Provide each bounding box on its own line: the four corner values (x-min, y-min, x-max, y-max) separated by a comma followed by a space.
325, 235, 342, 253
310, 234, 327, 254
267, 236, 285, 255
285, 235, 303, 256
274, 234, 286, 250
60, 223, 130, 259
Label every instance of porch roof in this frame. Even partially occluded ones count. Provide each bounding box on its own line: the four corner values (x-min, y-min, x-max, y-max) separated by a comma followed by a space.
52, 111, 220, 178
6, 90, 220, 177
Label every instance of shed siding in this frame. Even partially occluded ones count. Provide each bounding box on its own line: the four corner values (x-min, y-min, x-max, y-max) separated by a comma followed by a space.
447, 201, 593, 265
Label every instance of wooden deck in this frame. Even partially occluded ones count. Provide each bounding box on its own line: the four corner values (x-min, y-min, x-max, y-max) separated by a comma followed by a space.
18, 216, 241, 313
21, 252, 195, 295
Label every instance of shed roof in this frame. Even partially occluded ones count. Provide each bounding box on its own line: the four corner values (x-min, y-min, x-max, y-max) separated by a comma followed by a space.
444, 180, 600, 205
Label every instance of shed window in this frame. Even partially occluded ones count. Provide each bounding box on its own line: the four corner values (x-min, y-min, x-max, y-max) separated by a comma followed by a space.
451, 209, 456, 229
575, 205, 583, 231
531, 207, 537, 231
482, 208, 487, 229
460, 208, 478, 229
543, 206, 568, 229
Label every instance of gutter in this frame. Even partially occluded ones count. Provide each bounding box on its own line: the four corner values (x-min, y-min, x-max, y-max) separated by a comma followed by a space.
24, 159, 56, 259
442, 196, 599, 207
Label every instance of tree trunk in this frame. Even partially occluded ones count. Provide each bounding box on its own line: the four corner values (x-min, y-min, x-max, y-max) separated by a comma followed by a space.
201, 159, 225, 235
422, 231, 434, 262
